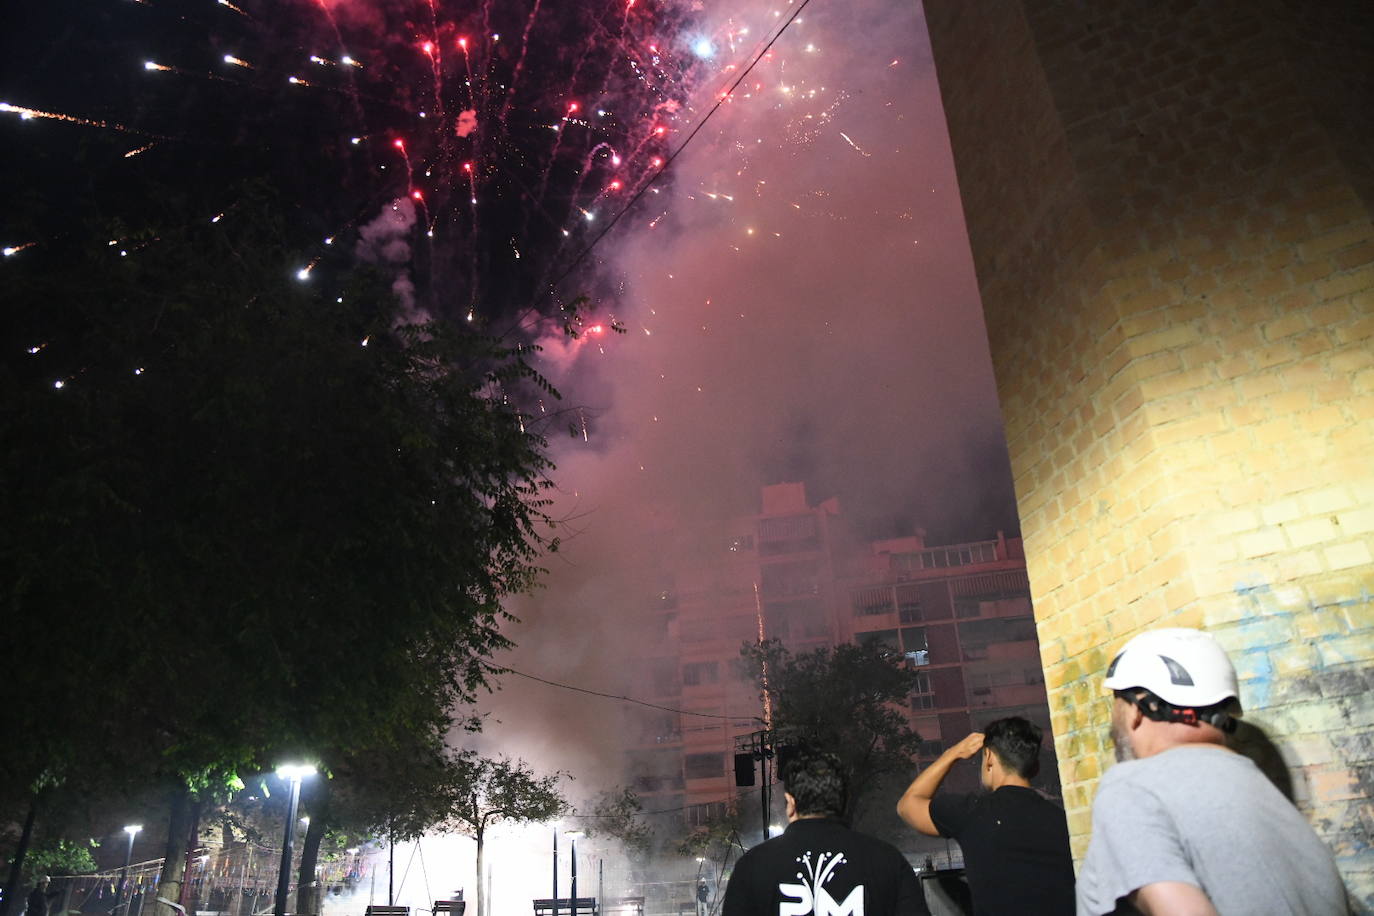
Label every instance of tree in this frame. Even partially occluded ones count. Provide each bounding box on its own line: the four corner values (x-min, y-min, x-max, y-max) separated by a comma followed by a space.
741, 640, 925, 825
437, 753, 568, 916
1, 183, 561, 911
580, 787, 651, 862
674, 804, 746, 916
293, 727, 464, 916
19, 838, 98, 884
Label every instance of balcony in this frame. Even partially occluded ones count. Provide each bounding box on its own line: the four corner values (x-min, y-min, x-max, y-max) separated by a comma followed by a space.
968, 683, 1047, 708
890, 540, 999, 573
852, 582, 923, 620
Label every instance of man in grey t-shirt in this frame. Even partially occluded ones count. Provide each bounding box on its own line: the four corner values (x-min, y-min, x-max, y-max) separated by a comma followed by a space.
1077, 628, 1349, 916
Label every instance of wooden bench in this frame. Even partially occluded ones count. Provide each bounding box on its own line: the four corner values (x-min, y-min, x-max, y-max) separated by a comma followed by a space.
432, 902, 466, 916
531, 898, 598, 915
365, 906, 410, 916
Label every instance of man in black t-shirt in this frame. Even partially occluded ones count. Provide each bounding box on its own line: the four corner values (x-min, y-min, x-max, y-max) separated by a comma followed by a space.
723, 751, 928, 916
896, 717, 1074, 915
25, 877, 57, 916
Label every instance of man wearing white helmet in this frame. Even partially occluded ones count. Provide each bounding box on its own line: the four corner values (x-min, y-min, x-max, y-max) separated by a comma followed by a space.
1077, 628, 1350, 916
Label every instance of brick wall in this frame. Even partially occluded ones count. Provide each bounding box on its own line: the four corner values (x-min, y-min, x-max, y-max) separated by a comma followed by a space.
923, 0, 1374, 903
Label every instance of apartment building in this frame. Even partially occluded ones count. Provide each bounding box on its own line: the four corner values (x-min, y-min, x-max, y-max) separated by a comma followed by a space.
845, 532, 1057, 799
620, 483, 1058, 838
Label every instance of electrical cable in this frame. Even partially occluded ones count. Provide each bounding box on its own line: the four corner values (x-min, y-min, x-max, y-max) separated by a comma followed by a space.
499, 666, 762, 723
504, 0, 821, 337
566, 775, 776, 819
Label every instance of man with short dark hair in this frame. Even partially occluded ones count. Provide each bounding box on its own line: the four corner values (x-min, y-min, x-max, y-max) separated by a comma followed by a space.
722, 751, 928, 915
897, 716, 1075, 915
1078, 628, 1349, 915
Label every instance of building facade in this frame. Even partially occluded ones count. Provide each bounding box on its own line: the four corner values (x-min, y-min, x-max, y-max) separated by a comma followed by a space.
620, 483, 1059, 853
923, 2, 1372, 898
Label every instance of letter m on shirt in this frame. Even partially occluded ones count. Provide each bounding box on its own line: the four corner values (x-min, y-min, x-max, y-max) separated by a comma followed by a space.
777, 884, 864, 916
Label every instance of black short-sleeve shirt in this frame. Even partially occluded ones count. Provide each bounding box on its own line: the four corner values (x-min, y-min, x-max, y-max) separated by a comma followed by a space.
929, 787, 1075, 916
722, 817, 929, 916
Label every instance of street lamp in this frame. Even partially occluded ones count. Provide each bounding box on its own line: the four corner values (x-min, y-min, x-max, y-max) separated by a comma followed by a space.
563, 832, 584, 916
273, 765, 316, 916
115, 825, 142, 913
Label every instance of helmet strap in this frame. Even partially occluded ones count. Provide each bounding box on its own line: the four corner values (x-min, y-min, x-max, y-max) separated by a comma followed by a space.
1119, 690, 1237, 733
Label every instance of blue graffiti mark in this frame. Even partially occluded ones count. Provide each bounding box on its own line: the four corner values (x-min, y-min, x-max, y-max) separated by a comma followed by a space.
1233, 579, 1274, 615
1310, 587, 1374, 612
1236, 648, 1275, 707
1223, 578, 1348, 707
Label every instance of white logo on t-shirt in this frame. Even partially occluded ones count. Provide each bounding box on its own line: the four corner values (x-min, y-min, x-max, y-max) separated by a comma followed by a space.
779, 850, 863, 916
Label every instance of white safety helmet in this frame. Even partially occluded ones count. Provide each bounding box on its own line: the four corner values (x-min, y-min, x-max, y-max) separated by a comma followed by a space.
1104, 628, 1241, 712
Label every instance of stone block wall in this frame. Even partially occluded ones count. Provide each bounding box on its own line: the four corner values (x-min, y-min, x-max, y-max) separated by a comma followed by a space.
922, 0, 1373, 902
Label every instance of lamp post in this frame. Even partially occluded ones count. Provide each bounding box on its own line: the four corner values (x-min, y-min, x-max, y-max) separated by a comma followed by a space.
273, 765, 316, 916
114, 825, 142, 913
563, 832, 583, 916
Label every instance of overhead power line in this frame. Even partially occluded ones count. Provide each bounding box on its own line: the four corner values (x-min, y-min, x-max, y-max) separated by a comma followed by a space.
567, 789, 771, 819
506, 0, 821, 338
498, 665, 763, 724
